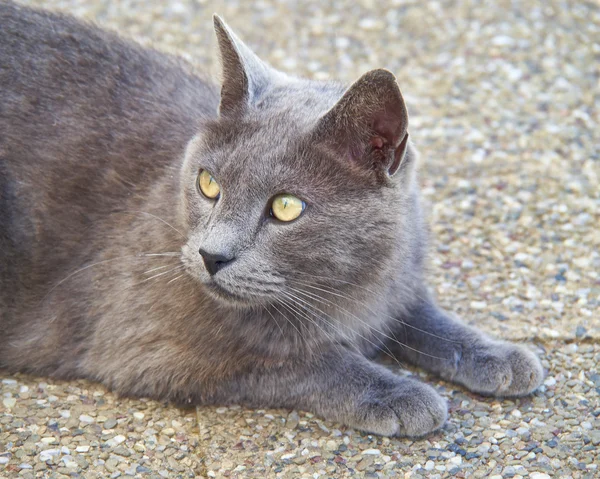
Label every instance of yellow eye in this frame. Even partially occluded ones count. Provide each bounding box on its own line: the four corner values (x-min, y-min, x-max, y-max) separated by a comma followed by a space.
271, 194, 306, 222
198, 170, 220, 199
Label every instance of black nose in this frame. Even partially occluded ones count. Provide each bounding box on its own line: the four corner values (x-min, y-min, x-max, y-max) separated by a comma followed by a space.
198, 248, 235, 276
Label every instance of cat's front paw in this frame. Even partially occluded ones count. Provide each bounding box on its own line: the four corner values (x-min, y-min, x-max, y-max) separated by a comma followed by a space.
359, 378, 447, 437
461, 342, 544, 397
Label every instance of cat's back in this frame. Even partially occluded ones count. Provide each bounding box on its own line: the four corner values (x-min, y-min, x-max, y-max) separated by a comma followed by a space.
0, 2, 218, 311
0, 2, 219, 201
0, 2, 218, 149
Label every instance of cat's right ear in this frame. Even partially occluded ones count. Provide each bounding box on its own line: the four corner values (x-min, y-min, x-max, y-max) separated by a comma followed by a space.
314, 69, 410, 179
213, 15, 273, 117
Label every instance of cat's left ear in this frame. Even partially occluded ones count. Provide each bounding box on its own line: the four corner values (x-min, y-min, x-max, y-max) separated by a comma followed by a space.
213, 15, 274, 117
314, 69, 409, 178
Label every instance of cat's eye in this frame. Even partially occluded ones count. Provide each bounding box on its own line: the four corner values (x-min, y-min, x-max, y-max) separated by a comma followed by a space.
197, 170, 220, 199
270, 194, 305, 222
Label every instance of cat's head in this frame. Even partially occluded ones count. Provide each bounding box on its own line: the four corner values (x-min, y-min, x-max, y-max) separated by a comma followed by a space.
180, 16, 419, 309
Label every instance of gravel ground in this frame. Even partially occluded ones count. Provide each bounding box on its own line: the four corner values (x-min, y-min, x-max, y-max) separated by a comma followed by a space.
1, 0, 599, 478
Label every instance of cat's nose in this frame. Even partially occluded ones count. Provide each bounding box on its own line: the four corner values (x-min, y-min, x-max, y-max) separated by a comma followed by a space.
198, 248, 235, 276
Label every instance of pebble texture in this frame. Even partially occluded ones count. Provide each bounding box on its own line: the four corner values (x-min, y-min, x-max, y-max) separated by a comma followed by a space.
2, 0, 599, 477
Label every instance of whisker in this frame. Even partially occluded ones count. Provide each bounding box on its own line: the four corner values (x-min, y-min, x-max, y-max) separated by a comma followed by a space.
270, 301, 304, 340
279, 294, 335, 340
293, 268, 424, 302
281, 290, 403, 366
262, 305, 285, 338
41, 252, 180, 303
291, 276, 460, 344
143, 264, 176, 275
285, 287, 399, 362
167, 274, 185, 284
135, 265, 184, 285
282, 292, 398, 365
293, 252, 455, 312
277, 295, 343, 358
288, 286, 450, 362
118, 210, 187, 240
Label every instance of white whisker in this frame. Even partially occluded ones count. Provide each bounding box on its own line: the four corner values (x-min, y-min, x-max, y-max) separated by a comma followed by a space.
136, 265, 184, 284
287, 286, 450, 362
262, 305, 285, 338
278, 294, 344, 359
285, 287, 399, 361
281, 290, 402, 366
270, 301, 303, 340
167, 274, 185, 284
119, 210, 187, 240
41, 252, 179, 303
291, 276, 460, 344
143, 264, 175, 275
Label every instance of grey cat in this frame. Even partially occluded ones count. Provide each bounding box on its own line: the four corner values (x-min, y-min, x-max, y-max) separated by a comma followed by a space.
0, 2, 543, 437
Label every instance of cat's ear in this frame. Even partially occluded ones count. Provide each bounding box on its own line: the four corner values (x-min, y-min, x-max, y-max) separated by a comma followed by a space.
213, 15, 273, 117
314, 69, 409, 178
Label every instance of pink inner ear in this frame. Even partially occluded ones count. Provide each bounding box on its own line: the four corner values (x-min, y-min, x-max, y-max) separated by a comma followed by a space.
373, 107, 406, 147
370, 136, 385, 149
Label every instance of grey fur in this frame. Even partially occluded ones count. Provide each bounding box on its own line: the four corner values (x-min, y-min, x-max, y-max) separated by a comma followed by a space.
0, 3, 543, 437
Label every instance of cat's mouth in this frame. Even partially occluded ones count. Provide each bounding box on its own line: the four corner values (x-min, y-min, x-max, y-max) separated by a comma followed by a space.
204, 280, 246, 302
202, 278, 266, 307
182, 249, 281, 306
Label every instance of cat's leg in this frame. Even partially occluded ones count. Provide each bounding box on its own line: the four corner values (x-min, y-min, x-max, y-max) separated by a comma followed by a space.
106, 347, 446, 437
388, 299, 544, 396
207, 349, 447, 437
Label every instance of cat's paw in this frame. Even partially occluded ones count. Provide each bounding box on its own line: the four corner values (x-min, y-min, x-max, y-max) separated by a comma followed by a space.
460, 342, 544, 397
359, 378, 447, 437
